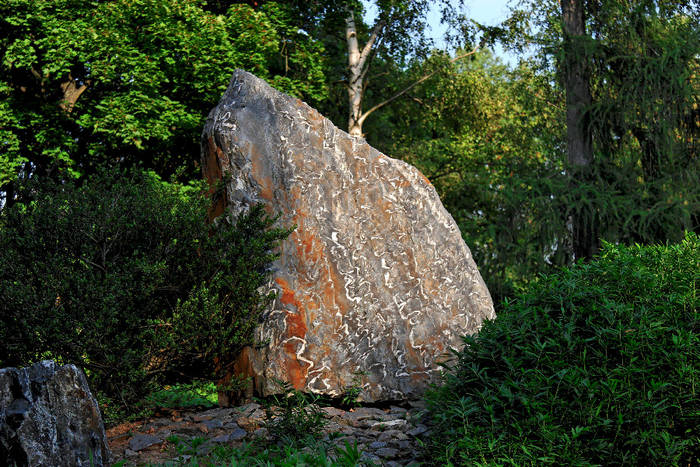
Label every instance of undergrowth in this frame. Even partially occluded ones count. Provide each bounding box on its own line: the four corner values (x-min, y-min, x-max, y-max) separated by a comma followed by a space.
425, 233, 699, 466
142, 436, 367, 467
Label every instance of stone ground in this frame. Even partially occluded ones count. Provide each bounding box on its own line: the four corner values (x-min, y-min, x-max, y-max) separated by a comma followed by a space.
108, 401, 432, 466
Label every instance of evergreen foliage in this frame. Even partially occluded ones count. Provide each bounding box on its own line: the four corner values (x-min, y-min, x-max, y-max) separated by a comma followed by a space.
424, 233, 700, 465
0, 170, 290, 416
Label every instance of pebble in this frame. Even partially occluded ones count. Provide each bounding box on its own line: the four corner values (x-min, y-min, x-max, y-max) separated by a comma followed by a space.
369, 441, 388, 449
229, 427, 248, 441
375, 447, 399, 458
378, 430, 408, 442
127, 433, 162, 452
201, 419, 223, 430
407, 424, 428, 436
210, 434, 231, 443
370, 419, 407, 429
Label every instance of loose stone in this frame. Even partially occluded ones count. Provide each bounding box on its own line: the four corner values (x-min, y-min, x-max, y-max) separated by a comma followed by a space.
128, 434, 163, 452
375, 447, 400, 458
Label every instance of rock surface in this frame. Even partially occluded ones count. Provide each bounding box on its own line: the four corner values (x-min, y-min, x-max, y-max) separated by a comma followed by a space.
0, 360, 110, 466
202, 70, 495, 402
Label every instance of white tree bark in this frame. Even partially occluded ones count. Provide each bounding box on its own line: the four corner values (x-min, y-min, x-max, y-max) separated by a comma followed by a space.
344, 7, 477, 138
345, 8, 383, 137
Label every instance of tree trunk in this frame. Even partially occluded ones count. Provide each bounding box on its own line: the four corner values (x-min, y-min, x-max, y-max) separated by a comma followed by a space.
346, 9, 364, 137
561, 0, 597, 260
561, 0, 593, 168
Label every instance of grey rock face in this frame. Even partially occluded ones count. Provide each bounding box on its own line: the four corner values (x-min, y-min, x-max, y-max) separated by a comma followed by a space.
202, 70, 495, 402
0, 360, 110, 466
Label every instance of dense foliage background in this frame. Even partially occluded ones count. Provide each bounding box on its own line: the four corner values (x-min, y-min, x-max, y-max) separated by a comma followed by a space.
2, 0, 696, 303
0, 0, 697, 462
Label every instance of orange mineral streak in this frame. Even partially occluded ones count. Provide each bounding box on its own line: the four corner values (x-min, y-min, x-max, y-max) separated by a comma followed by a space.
274, 277, 309, 389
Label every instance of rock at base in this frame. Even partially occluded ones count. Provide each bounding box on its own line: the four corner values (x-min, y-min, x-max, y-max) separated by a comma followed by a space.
202, 70, 495, 403
0, 360, 110, 466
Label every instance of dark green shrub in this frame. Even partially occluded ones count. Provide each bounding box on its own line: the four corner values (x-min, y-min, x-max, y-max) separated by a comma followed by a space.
0, 170, 290, 418
425, 233, 699, 466
263, 380, 328, 447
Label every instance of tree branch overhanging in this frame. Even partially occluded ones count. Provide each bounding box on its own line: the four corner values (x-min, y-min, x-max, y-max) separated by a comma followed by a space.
358, 46, 480, 127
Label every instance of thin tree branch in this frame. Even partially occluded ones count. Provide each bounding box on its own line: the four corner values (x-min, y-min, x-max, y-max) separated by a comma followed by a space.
358, 19, 385, 72
359, 35, 384, 84
358, 46, 480, 126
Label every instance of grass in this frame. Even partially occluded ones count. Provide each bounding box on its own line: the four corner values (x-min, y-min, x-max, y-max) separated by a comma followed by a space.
144, 381, 219, 411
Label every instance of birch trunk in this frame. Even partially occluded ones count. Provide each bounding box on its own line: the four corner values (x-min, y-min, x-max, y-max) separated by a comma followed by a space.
346, 10, 365, 137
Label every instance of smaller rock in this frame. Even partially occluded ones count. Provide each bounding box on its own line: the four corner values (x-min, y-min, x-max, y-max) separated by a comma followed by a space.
321, 406, 346, 418
360, 452, 382, 464
370, 419, 407, 430
210, 434, 231, 443
368, 441, 388, 449
229, 428, 248, 441
407, 424, 429, 437
378, 430, 408, 442
192, 414, 214, 422
236, 416, 261, 431
0, 361, 110, 466
396, 439, 413, 450
333, 435, 358, 447
202, 419, 224, 430
128, 434, 163, 452
124, 449, 138, 458
375, 447, 399, 458
200, 407, 236, 419
252, 427, 268, 439
352, 407, 386, 418
237, 402, 261, 418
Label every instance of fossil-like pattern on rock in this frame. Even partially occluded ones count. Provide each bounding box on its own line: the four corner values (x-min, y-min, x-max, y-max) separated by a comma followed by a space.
202, 70, 495, 402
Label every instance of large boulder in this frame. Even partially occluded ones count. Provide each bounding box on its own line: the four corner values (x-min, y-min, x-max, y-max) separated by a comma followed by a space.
0, 361, 110, 466
202, 70, 495, 403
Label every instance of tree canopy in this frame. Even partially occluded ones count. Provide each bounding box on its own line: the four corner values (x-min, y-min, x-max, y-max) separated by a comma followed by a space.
0, 0, 327, 193
1, 0, 697, 301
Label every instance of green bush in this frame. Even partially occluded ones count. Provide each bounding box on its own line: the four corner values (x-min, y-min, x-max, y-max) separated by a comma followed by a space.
144, 381, 218, 411
0, 170, 290, 418
425, 233, 699, 466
